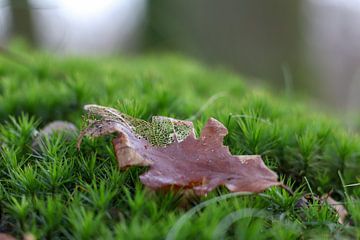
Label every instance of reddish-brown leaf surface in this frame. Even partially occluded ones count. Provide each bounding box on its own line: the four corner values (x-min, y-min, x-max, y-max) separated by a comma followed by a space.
0, 233, 16, 240
78, 105, 281, 195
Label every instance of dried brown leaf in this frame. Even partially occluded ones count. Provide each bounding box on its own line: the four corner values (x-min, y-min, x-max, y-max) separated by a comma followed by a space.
32, 121, 78, 150
78, 104, 281, 195
323, 194, 349, 224
0, 233, 16, 240
0, 233, 36, 240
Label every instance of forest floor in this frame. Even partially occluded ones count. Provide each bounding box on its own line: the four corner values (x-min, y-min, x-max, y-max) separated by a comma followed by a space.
0, 44, 359, 239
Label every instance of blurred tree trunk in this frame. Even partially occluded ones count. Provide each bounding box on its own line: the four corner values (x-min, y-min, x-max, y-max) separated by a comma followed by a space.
145, 0, 305, 88
9, 0, 36, 45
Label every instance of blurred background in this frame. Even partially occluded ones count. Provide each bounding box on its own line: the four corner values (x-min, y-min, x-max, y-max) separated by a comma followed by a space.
0, 0, 359, 117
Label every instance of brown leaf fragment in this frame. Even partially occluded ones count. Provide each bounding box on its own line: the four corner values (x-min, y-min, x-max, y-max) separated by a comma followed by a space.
32, 121, 78, 150
78, 104, 281, 195
0, 233, 36, 240
296, 193, 350, 225
323, 194, 349, 224
23, 233, 36, 240
0, 233, 16, 240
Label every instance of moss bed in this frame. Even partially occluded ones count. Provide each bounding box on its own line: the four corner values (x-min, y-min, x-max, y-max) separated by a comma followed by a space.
0, 45, 359, 239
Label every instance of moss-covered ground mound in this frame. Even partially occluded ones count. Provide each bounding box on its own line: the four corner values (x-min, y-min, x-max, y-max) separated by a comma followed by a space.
0, 46, 359, 239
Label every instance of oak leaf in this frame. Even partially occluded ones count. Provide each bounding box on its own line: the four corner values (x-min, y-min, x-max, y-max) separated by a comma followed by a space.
77, 104, 281, 195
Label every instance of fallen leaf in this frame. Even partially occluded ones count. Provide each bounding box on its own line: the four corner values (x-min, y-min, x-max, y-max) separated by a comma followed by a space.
323, 194, 349, 224
0, 233, 36, 240
36, 121, 78, 138
0, 233, 16, 240
295, 193, 350, 225
32, 121, 78, 150
23, 233, 36, 240
78, 104, 281, 195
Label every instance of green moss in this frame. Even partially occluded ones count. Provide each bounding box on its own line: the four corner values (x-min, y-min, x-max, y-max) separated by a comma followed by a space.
0, 46, 359, 239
